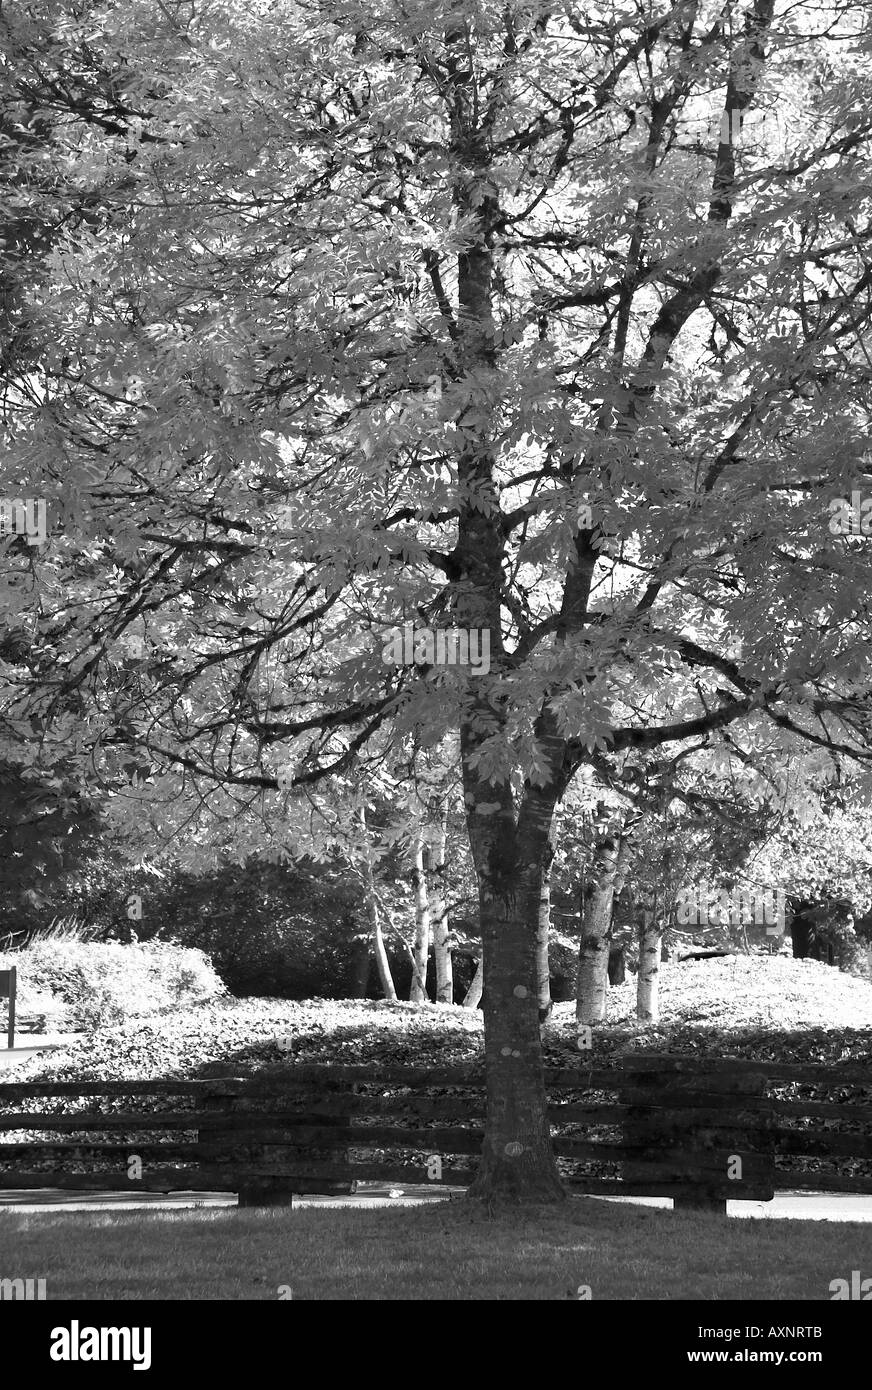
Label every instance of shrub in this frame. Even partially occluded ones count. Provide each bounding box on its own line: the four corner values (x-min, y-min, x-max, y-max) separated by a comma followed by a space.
148, 861, 369, 998
0, 941, 227, 1030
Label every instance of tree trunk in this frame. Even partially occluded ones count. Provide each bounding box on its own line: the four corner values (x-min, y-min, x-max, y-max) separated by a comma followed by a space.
608, 946, 625, 985
536, 838, 553, 1023
637, 909, 662, 1022
349, 937, 371, 998
467, 856, 565, 1203
449, 78, 567, 1200
409, 828, 431, 1003
576, 822, 622, 1026
462, 956, 483, 1008
368, 888, 396, 1001
359, 806, 396, 1001
790, 903, 816, 959
430, 810, 453, 1003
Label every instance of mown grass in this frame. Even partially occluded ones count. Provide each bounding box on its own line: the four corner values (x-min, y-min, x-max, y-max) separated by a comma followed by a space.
3, 1196, 871, 1300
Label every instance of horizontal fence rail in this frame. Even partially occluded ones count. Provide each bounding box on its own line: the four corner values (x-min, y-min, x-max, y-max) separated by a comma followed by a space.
0, 1054, 868, 1207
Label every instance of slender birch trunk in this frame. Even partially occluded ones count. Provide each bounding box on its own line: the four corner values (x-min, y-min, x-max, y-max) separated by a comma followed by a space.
409, 828, 431, 1003
536, 838, 553, 1023
576, 821, 636, 1024
637, 907, 662, 1022
462, 956, 483, 1008
430, 809, 453, 1003
576, 825, 621, 1026
359, 806, 396, 1001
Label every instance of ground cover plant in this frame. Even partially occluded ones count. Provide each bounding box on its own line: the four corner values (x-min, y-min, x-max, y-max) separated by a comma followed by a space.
6, 955, 868, 1085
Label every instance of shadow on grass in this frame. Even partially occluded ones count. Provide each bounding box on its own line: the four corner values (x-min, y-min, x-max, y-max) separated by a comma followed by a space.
3, 1194, 872, 1300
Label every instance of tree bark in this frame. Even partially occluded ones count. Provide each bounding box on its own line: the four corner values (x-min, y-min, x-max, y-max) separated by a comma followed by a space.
359, 806, 396, 1001
536, 839, 553, 1023
349, 937, 371, 998
637, 908, 662, 1022
462, 956, 483, 1008
608, 946, 625, 985
448, 49, 570, 1200
576, 820, 622, 1026
430, 809, 453, 1003
467, 851, 566, 1202
409, 828, 431, 1003
790, 904, 813, 959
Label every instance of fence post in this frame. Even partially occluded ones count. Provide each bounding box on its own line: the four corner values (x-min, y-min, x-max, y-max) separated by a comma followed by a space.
621, 1056, 774, 1214
233, 1087, 296, 1209
238, 1177, 295, 1208
197, 1087, 294, 1209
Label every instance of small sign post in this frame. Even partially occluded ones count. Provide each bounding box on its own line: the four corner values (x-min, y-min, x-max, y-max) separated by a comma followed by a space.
0, 968, 16, 1048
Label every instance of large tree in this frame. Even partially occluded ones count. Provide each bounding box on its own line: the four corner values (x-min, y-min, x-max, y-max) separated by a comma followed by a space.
5, 0, 872, 1199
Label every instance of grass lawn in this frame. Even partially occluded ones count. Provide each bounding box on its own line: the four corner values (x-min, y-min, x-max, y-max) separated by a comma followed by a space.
4, 1196, 871, 1300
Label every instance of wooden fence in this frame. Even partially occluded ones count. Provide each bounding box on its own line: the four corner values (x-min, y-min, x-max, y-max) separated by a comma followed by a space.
0, 1054, 868, 1209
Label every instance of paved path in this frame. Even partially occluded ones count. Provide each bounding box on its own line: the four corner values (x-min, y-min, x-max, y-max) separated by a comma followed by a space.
0, 1034, 82, 1070
1, 1188, 871, 1219
0, 1187, 457, 1213
590, 1193, 872, 1222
